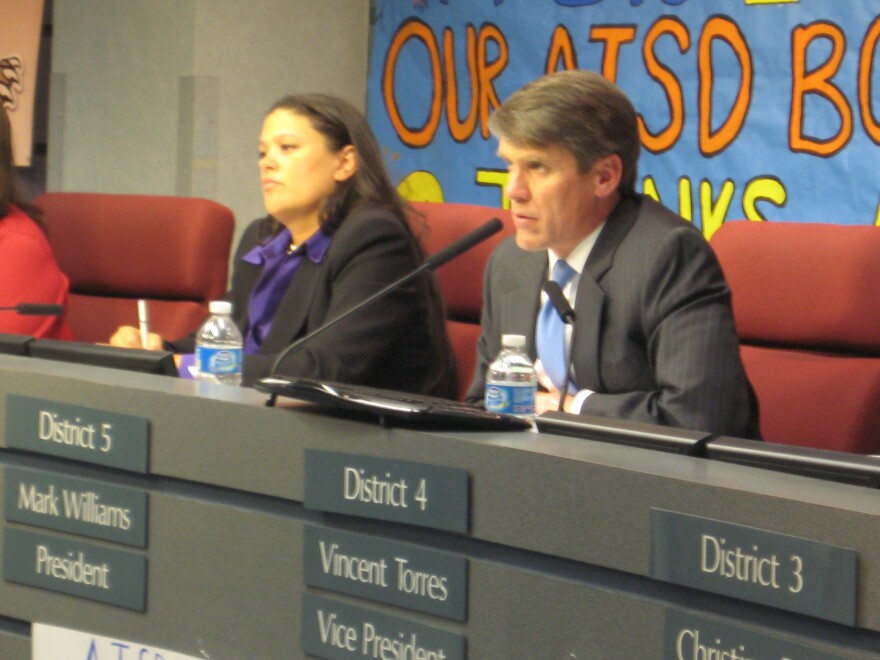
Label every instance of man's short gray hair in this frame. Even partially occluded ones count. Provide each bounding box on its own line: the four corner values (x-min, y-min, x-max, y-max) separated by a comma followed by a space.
488, 69, 640, 195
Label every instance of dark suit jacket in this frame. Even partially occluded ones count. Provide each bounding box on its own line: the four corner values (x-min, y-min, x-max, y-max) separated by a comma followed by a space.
175, 204, 451, 394
466, 194, 759, 438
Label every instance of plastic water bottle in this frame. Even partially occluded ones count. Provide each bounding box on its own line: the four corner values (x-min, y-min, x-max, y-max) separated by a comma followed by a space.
195, 301, 243, 386
485, 334, 537, 417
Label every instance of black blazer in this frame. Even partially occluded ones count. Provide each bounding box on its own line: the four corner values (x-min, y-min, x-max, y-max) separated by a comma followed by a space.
466, 194, 759, 438
175, 204, 453, 394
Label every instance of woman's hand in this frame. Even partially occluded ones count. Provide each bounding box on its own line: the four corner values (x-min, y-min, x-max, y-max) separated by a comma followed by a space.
109, 325, 164, 351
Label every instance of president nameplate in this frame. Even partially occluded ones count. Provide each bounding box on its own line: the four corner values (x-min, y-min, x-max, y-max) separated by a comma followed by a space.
4, 527, 147, 611
305, 450, 469, 533
651, 509, 857, 625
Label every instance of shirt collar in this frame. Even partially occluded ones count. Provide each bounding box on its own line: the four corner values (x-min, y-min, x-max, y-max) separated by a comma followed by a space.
547, 221, 605, 277
242, 226, 333, 265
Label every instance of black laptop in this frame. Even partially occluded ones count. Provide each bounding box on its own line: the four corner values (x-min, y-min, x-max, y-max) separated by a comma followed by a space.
255, 376, 531, 432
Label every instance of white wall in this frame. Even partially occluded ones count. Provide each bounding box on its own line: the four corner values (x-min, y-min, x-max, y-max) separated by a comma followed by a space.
48, 0, 371, 244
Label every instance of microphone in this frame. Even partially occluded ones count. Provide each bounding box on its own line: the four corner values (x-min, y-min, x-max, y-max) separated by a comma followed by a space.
543, 281, 575, 324
425, 218, 503, 268
542, 280, 577, 412
0, 303, 63, 316
265, 217, 504, 386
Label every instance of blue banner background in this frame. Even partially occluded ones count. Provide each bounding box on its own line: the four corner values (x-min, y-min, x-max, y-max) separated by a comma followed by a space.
367, 0, 880, 235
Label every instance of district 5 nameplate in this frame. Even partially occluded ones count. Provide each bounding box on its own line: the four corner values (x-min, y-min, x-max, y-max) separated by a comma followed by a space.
5, 394, 150, 473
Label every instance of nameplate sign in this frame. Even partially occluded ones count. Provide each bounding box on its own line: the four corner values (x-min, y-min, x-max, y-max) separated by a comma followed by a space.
304, 524, 468, 621
5, 466, 148, 547
4, 527, 147, 611
33, 622, 202, 660
302, 593, 465, 660
5, 394, 150, 473
651, 509, 857, 625
304, 450, 469, 533
664, 609, 850, 660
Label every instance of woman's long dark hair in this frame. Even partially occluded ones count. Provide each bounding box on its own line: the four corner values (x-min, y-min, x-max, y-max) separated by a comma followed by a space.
0, 105, 42, 227
260, 94, 458, 398
263, 94, 407, 235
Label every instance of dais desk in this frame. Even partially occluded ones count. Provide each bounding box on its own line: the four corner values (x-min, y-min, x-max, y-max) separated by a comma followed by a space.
0, 355, 877, 659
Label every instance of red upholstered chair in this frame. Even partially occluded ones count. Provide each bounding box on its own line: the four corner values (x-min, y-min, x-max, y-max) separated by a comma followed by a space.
35, 192, 235, 344
408, 201, 514, 400
711, 220, 880, 453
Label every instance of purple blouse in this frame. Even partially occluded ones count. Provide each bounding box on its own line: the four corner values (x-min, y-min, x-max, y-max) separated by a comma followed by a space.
241, 226, 332, 354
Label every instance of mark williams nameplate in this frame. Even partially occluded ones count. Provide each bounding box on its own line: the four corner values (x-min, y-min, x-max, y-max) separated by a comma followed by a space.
304, 524, 468, 621
5, 466, 148, 547
4, 527, 147, 611
651, 509, 857, 625
5, 394, 150, 473
305, 450, 469, 533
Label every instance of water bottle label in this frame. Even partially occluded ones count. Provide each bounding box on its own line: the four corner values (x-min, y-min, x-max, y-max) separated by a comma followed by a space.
196, 346, 242, 375
485, 383, 535, 416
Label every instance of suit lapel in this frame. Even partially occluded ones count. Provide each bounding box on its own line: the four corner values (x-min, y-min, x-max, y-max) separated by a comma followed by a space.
502, 250, 546, 358
261, 257, 326, 353
573, 195, 639, 391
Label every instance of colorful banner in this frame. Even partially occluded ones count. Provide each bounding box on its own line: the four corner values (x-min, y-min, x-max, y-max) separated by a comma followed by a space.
1, 0, 45, 166
367, 0, 880, 235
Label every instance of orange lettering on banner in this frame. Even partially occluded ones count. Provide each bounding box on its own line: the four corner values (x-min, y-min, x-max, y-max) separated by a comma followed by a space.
383, 19, 442, 147
698, 16, 752, 157
444, 25, 479, 142
638, 17, 689, 154
546, 25, 578, 73
859, 17, 880, 144
589, 25, 636, 83
790, 21, 851, 156
478, 24, 509, 138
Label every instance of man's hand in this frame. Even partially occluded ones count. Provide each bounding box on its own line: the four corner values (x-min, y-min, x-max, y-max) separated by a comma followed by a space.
535, 389, 573, 414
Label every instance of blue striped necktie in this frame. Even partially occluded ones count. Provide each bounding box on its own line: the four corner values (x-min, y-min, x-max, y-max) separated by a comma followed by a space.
536, 259, 576, 391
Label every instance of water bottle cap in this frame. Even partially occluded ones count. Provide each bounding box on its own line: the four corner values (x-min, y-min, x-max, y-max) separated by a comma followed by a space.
209, 300, 232, 315
501, 334, 526, 348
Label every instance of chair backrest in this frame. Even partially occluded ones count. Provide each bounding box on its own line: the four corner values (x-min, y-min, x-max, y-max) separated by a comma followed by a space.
408, 201, 514, 400
711, 220, 880, 452
35, 192, 235, 344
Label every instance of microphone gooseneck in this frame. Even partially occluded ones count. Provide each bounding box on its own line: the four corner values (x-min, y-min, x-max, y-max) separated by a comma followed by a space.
542, 281, 575, 324
267, 217, 504, 378
542, 280, 577, 412
0, 303, 64, 316
425, 217, 502, 269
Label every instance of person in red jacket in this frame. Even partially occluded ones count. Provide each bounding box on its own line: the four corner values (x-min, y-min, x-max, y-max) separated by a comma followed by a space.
0, 106, 72, 339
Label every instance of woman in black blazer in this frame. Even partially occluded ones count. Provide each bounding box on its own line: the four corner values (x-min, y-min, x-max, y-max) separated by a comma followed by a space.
113, 94, 457, 398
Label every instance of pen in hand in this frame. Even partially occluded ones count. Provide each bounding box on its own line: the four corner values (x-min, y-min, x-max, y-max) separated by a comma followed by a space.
137, 299, 150, 349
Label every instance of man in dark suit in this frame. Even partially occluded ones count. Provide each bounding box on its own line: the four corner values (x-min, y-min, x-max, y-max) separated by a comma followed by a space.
466, 70, 758, 438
